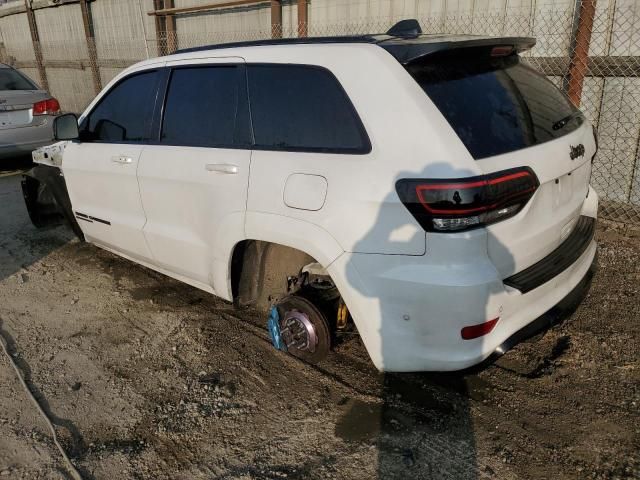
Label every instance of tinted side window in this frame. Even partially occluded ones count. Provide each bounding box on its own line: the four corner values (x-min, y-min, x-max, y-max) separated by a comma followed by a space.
247, 65, 370, 153
161, 66, 247, 148
83, 71, 159, 143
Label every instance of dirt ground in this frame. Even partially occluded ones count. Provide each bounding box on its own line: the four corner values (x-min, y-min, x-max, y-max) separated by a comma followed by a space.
0, 159, 638, 480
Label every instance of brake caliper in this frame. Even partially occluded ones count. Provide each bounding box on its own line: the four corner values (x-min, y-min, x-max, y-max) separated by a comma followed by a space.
267, 306, 287, 352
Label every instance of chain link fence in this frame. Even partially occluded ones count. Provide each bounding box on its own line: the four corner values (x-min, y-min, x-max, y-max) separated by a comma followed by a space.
0, 0, 639, 224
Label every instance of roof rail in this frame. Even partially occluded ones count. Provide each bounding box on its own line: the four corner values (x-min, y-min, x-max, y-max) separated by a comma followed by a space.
175, 35, 379, 55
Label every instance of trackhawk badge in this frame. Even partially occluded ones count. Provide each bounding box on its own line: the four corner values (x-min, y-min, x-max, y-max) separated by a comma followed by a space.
570, 144, 585, 160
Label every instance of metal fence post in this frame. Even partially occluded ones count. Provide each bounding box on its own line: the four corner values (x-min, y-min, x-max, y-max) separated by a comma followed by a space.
297, 0, 307, 38
137, 0, 151, 59
79, 0, 102, 94
164, 0, 177, 54
153, 0, 167, 56
567, 0, 597, 106
271, 0, 282, 39
23, 0, 49, 91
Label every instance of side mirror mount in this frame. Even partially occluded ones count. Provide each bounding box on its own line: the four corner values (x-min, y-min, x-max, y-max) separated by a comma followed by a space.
53, 113, 79, 141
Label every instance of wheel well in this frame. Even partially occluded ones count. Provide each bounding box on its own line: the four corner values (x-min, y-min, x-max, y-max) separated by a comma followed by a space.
230, 239, 250, 303
230, 240, 325, 312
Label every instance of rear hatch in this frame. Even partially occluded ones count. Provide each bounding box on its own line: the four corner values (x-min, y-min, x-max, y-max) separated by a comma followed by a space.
0, 67, 47, 130
406, 46, 596, 278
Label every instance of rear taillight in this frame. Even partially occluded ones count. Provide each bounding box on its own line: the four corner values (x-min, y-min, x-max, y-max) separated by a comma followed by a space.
33, 98, 61, 116
396, 167, 539, 232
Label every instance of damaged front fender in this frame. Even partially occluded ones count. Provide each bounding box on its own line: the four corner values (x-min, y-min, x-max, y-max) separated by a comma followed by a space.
21, 164, 84, 241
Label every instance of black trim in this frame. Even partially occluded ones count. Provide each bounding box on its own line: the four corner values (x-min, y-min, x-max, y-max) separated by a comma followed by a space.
150, 67, 171, 143
504, 215, 596, 294
176, 36, 380, 55
89, 216, 111, 226
75, 211, 111, 226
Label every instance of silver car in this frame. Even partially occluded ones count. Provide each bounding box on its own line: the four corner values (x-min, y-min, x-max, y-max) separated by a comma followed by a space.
0, 63, 60, 159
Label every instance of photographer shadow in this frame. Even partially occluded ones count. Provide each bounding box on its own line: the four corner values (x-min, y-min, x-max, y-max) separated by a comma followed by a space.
335, 162, 516, 479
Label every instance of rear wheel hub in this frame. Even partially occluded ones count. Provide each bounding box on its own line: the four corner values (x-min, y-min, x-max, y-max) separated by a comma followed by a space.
271, 295, 331, 364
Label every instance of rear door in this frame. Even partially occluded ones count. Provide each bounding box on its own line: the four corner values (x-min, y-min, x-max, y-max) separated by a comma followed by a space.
136, 58, 251, 288
63, 68, 162, 262
408, 51, 597, 277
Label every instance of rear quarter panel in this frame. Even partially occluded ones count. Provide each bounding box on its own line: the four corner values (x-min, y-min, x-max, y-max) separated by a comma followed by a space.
242, 44, 479, 256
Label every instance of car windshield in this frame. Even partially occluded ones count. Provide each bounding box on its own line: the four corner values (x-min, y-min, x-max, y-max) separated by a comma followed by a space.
408, 50, 583, 159
0, 68, 37, 91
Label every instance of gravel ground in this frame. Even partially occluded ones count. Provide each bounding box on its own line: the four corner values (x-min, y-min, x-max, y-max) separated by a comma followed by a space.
0, 160, 638, 480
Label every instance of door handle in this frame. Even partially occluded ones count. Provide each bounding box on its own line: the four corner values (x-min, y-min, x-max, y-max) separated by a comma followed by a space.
205, 163, 238, 174
111, 155, 133, 164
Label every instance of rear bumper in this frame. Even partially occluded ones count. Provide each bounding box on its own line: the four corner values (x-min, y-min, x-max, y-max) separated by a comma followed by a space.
0, 118, 54, 159
328, 188, 599, 372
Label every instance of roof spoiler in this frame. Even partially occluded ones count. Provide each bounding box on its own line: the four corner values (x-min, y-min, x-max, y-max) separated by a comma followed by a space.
380, 35, 537, 65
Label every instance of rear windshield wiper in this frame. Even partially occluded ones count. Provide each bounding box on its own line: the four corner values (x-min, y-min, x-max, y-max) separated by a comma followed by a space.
552, 111, 583, 131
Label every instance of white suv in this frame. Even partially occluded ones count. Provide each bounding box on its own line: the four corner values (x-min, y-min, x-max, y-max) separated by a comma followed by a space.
25, 21, 598, 372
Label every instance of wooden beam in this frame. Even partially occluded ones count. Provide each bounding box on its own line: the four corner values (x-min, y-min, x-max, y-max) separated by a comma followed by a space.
148, 0, 266, 16
0, 0, 94, 20
567, 0, 597, 106
79, 0, 102, 94
297, 0, 307, 38
23, 0, 49, 91
14, 58, 136, 70
271, 0, 282, 39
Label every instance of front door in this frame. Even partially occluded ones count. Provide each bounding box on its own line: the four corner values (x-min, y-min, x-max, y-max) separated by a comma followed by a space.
137, 59, 251, 288
63, 69, 162, 262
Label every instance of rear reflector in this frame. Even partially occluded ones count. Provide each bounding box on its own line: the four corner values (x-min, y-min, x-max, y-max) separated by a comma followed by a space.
396, 167, 539, 232
33, 98, 61, 116
461, 318, 499, 340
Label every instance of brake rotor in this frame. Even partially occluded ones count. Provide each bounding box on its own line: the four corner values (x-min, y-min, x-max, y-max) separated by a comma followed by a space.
275, 295, 331, 364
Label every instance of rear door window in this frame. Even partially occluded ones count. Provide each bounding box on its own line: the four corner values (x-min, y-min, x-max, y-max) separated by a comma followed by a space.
81, 70, 159, 143
408, 52, 583, 159
247, 65, 370, 154
160, 65, 249, 148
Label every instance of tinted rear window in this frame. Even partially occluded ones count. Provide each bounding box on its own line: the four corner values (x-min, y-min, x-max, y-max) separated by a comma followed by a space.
247, 65, 370, 154
408, 53, 583, 159
0, 68, 37, 91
